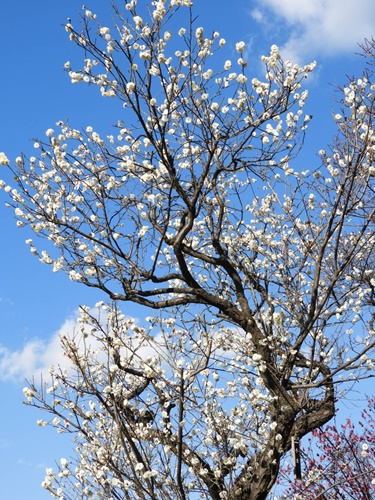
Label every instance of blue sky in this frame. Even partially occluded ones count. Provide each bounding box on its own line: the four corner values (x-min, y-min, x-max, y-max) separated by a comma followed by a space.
1, 0, 375, 498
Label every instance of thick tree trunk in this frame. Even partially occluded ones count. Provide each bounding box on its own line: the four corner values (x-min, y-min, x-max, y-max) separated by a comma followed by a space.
228, 374, 335, 499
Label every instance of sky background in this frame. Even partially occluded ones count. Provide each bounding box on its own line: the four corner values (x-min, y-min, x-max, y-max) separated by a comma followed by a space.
1, 0, 375, 498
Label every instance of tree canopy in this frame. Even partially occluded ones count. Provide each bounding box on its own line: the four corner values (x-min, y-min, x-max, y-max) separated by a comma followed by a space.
2, 1, 375, 499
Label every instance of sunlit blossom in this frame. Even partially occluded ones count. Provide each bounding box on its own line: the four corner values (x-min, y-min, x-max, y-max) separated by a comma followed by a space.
5, 3, 375, 499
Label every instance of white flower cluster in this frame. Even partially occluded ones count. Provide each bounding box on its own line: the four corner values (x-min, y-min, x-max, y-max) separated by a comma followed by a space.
0, 152, 10, 165
7, 2, 375, 498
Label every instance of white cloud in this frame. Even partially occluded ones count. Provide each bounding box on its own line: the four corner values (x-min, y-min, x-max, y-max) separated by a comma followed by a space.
251, 0, 375, 64
0, 315, 78, 382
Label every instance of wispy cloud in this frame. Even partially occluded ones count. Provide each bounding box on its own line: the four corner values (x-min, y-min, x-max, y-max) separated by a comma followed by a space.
0, 437, 12, 449
0, 314, 79, 383
251, 0, 375, 64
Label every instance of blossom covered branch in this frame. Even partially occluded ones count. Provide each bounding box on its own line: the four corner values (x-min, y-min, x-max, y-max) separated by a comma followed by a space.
2, 2, 375, 499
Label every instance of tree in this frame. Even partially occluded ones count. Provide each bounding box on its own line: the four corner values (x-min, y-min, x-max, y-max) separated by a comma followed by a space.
283, 396, 375, 499
2, 1, 375, 498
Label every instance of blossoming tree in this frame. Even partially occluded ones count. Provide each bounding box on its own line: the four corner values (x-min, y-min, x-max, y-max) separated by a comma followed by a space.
3, 1, 375, 498
283, 396, 375, 499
